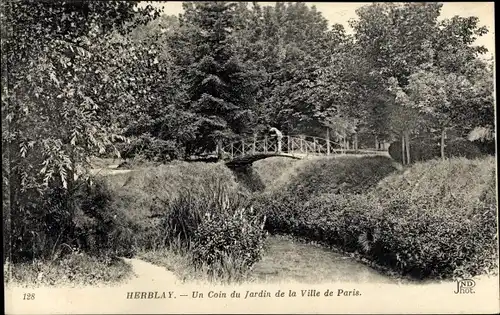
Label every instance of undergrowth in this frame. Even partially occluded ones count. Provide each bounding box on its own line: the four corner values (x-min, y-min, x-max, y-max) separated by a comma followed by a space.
107, 161, 267, 281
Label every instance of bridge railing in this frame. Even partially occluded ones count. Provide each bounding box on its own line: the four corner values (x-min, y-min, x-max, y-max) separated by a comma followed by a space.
218, 135, 343, 160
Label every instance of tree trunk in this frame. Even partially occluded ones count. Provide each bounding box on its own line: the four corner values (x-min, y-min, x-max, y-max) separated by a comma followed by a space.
217, 139, 224, 158
440, 128, 446, 160
326, 128, 330, 155
354, 133, 358, 151
375, 135, 378, 150
401, 133, 405, 165
404, 131, 411, 165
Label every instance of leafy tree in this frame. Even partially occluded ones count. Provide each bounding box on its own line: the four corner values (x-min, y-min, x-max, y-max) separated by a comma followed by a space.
350, 2, 492, 156
351, 3, 442, 86
1, 0, 157, 260
115, 13, 193, 161
256, 3, 342, 135
170, 2, 258, 157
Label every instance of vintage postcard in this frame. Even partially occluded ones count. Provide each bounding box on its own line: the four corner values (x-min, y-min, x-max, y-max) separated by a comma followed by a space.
2, 1, 498, 314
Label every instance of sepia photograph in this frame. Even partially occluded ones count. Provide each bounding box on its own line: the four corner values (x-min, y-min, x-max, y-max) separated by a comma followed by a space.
2, 1, 498, 314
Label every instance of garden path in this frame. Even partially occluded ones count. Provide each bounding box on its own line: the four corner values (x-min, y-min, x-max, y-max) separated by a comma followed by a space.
122, 258, 179, 287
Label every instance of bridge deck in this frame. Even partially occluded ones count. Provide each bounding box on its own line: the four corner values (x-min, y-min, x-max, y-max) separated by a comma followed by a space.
218, 134, 387, 167
224, 152, 303, 167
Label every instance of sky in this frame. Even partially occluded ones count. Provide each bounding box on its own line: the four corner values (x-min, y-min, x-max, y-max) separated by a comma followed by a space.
141, 1, 495, 58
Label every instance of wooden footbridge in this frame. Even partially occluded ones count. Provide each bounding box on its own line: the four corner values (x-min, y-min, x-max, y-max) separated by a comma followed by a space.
217, 134, 344, 167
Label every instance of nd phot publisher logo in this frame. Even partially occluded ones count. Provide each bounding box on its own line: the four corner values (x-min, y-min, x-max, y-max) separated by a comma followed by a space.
453, 278, 476, 294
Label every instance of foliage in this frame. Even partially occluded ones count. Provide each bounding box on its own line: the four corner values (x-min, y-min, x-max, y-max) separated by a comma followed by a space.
106, 161, 246, 250
119, 134, 184, 162
445, 138, 484, 159
252, 157, 305, 191
369, 157, 497, 279
169, 2, 259, 155
1, 0, 157, 188
99, 2, 493, 160
280, 156, 398, 199
148, 171, 267, 277
350, 2, 493, 149
2, 1, 496, 284
157, 177, 266, 274
160, 179, 246, 245
1, 0, 158, 262
192, 206, 267, 278
7, 176, 135, 263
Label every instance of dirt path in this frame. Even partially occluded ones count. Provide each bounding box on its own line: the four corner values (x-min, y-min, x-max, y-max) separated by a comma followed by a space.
122, 258, 179, 288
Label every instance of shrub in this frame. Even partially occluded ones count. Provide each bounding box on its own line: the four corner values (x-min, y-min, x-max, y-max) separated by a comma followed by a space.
70, 177, 136, 258
160, 179, 247, 245
368, 157, 497, 279
446, 138, 483, 159
253, 156, 398, 233
157, 177, 267, 278
472, 139, 496, 155
192, 207, 267, 279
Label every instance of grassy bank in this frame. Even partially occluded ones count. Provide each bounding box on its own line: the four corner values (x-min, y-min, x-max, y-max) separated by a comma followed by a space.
106, 161, 248, 250
254, 156, 498, 280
